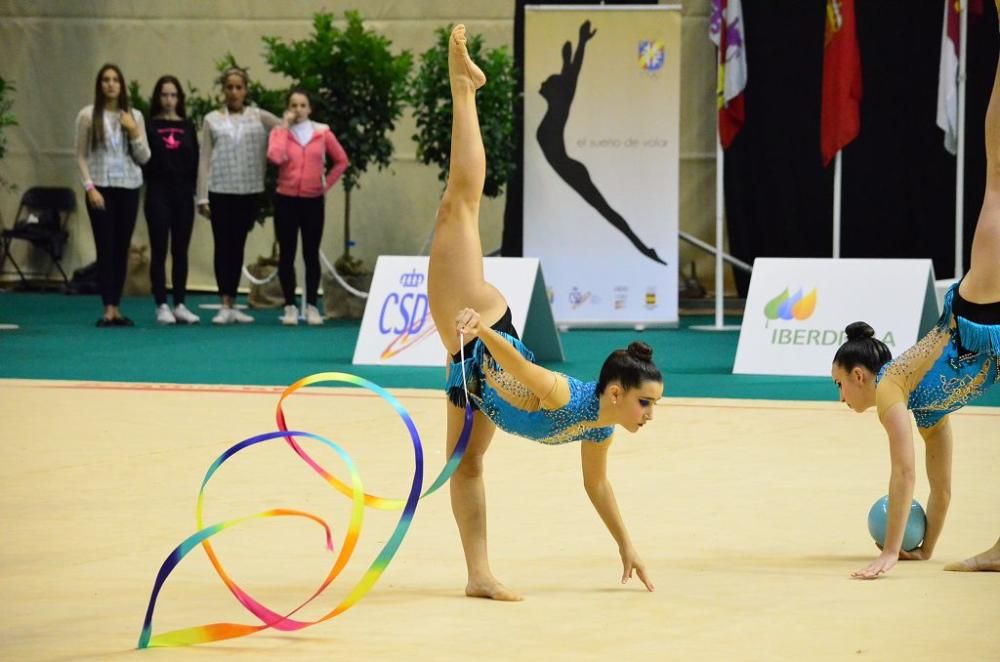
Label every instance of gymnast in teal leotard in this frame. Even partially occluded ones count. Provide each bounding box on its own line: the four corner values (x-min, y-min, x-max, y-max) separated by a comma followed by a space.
831, 34, 1000, 580
426, 25, 664, 601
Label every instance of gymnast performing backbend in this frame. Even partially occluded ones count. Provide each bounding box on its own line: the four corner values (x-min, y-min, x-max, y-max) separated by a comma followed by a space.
831, 39, 1000, 580
427, 25, 664, 600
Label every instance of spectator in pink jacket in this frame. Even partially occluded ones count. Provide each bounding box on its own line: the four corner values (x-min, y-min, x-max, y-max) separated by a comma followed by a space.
267, 88, 349, 325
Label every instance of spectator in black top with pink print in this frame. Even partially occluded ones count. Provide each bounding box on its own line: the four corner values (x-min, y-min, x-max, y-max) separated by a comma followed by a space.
144, 75, 201, 324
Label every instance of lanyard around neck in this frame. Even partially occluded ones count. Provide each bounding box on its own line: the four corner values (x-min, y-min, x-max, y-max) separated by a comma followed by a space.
103, 111, 123, 152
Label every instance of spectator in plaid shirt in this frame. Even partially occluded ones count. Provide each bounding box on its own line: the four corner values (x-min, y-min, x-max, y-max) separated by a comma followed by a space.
196, 67, 281, 324
75, 63, 151, 327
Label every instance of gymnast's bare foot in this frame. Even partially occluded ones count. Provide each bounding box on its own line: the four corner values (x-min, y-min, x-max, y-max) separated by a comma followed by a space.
466, 577, 523, 601
943, 539, 1000, 572
450, 24, 486, 90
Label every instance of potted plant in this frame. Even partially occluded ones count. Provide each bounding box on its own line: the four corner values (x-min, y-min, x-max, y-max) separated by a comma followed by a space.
0, 77, 17, 193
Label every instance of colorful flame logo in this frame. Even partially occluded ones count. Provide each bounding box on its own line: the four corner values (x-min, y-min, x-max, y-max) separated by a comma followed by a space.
380, 321, 438, 360
764, 288, 817, 321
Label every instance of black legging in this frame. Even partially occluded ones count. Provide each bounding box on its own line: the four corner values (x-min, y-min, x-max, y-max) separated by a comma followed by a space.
86, 186, 140, 306
208, 192, 258, 298
145, 180, 194, 306
274, 193, 325, 306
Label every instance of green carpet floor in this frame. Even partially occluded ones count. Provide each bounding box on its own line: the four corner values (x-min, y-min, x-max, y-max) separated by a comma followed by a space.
2, 291, 997, 406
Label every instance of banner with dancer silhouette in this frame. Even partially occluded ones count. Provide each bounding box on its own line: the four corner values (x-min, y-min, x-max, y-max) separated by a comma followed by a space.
524, 6, 681, 326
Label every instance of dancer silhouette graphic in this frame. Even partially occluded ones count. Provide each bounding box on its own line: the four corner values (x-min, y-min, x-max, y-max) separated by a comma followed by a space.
536, 20, 666, 266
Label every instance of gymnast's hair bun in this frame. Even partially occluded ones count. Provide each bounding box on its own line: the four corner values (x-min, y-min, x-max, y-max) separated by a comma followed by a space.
627, 341, 654, 362
845, 321, 876, 342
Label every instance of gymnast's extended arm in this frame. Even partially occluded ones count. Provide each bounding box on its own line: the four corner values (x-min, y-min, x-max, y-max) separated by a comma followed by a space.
852, 403, 916, 579
581, 437, 654, 591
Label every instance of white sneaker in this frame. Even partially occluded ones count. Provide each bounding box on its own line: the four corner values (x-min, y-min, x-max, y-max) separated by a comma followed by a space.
230, 307, 255, 324
212, 307, 235, 325
156, 303, 176, 325
305, 304, 324, 326
281, 305, 299, 326
173, 303, 200, 324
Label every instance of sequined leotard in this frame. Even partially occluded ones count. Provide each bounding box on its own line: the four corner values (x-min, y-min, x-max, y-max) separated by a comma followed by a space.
876, 283, 1000, 432
445, 320, 613, 445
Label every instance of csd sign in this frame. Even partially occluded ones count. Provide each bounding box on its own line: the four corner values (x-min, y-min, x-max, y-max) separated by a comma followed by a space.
355, 255, 561, 366
378, 269, 429, 335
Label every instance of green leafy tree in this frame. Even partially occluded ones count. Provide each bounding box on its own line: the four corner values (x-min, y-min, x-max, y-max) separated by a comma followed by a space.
264, 10, 413, 272
410, 26, 515, 198
0, 77, 18, 191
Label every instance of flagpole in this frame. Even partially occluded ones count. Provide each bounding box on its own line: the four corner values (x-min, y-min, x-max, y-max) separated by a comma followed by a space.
714, 138, 725, 327
694, 0, 740, 333
692, 135, 741, 333
954, 0, 968, 279
833, 150, 843, 258
692, 60, 740, 333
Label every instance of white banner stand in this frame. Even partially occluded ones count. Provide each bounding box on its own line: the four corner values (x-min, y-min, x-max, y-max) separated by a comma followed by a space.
733, 258, 939, 377
352, 256, 564, 367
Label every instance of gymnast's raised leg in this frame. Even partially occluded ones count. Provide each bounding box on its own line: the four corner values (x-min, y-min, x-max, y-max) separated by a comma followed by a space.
426, 24, 522, 601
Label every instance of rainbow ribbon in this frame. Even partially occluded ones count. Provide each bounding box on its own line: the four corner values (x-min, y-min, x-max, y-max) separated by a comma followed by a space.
138, 371, 473, 648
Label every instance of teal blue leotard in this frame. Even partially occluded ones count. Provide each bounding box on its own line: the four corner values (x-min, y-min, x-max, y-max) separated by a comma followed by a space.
876, 284, 1000, 431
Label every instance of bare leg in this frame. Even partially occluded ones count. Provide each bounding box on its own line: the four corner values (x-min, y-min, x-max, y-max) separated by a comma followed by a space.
445, 400, 522, 600
943, 50, 1000, 573
943, 537, 1000, 572
428, 24, 508, 356
959, 52, 1000, 302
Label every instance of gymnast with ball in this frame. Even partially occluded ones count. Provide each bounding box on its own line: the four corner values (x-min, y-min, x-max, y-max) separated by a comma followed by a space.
427, 25, 663, 600
831, 37, 1000, 579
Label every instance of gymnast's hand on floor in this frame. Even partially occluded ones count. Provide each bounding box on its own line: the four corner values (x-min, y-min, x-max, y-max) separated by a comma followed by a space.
620, 545, 654, 592
851, 551, 898, 579
456, 307, 483, 341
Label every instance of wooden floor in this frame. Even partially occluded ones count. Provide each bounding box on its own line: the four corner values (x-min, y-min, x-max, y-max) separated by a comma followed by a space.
1, 379, 998, 661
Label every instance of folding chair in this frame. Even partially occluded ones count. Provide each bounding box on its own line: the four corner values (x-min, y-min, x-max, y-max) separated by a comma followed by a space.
0, 186, 76, 286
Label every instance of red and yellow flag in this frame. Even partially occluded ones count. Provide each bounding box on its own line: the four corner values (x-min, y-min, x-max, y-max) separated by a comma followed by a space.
820, 0, 862, 166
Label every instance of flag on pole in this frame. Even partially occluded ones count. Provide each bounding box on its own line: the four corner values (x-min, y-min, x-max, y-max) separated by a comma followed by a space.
820, 0, 862, 167
937, 0, 983, 155
938, 0, 962, 154
709, 0, 747, 149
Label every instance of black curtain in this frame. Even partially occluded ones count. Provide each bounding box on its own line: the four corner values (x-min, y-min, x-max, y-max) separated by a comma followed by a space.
501, 0, 658, 257
725, 0, 999, 295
